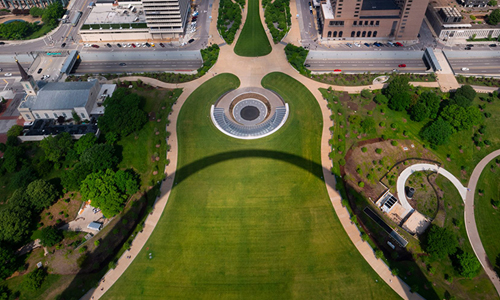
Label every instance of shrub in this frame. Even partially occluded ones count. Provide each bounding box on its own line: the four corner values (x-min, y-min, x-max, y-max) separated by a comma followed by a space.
375, 148, 382, 154
491, 199, 500, 207
339, 158, 346, 166
374, 94, 388, 105
379, 121, 386, 127
375, 249, 383, 259
361, 147, 367, 152
391, 141, 398, 146
390, 123, 398, 129
361, 89, 372, 99
358, 181, 365, 188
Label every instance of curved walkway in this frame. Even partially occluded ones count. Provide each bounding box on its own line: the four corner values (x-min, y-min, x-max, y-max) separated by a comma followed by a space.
396, 163, 467, 217
465, 150, 500, 296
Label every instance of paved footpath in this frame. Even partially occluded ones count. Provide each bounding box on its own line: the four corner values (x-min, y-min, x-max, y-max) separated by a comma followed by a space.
465, 150, 500, 296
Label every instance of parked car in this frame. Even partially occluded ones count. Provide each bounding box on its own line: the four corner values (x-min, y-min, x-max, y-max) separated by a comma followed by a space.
465, 47, 471, 50
188, 38, 195, 43
159, 43, 165, 47
61, 42, 66, 47
395, 42, 404, 47
346, 43, 352, 48
387, 41, 394, 46
145, 42, 151, 47
364, 43, 370, 47
37, 68, 43, 74
354, 42, 360, 47
304, 64, 311, 67
132, 43, 136, 48
106, 43, 112, 48
466, 44, 474, 47
0, 42, 5, 45
91, 44, 99, 48
117, 43, 122, 47
398, 64, 406, 67
489, 44, 497, 47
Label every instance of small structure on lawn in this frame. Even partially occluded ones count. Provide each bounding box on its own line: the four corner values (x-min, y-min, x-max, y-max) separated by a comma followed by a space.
87, 221, 103, 231
406, 186, 415, 199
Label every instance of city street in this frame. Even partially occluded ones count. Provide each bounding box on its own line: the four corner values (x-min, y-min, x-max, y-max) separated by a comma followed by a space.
306, 58, 427, 73
74, 60, 202, 73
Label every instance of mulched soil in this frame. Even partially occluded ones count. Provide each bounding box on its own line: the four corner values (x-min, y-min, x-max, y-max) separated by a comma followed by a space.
363, 102, 376, 111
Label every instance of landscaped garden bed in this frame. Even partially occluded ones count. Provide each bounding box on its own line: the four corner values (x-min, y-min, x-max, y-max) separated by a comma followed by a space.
217, 0, 242, 44
262, 0, 291, 43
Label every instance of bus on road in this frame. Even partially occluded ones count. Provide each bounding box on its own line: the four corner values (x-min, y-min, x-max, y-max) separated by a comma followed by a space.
71, 11, 82, 27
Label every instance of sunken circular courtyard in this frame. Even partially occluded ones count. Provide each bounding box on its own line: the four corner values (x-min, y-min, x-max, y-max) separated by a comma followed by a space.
210, 87, 289, 139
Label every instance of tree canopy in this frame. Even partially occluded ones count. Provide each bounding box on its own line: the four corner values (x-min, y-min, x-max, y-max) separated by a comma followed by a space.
419, 92, 441, 119
42, 2, 64, 26
487, 9, 500, 25
0, 246, 16, 280
23, 268, 47, 290
80, 169, 139, 217
40, 132, 73, 162
40, 226, 63, 247
454, 85, 476, 103
73, 133, 97, 155
425, 225, 458, 258
80, 144, 119, 172
61, 163, 92, 191
440, 105, 482, 131
420, 119, 454, 146
97, 89, 147, 137
456, 251, 481, 278
409, 102, 429, 122
26, 179, 58, 211
388, 92, 411, 111
0, 205, 32, 244
384, 75, 410, 100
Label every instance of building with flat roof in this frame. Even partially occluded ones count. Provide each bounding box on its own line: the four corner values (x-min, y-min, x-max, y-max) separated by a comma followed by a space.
0, 0, 68, 10
319, 0, 429, 42
457, 0, 488, 7
15, 61, 115, 123
142, 0, 190, 38
426, 1, 500, 40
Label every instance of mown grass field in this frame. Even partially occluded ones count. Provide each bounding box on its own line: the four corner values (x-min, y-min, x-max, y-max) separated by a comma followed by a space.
234, 0, 272, 57
104, 73, 399, 299
475, 161, 500, 269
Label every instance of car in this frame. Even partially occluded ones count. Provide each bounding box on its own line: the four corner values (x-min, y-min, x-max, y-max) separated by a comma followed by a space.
117, 43, 122, 47
106, 43, 112, 48
466, 44, 474, 47
91, 44, 99, 48
489, 44, 497, 47
188, 38, 195, 43
61, 42, 66, 47
0, 42, 5, 45
192, 16, 197, 21
37, 68, 43, 74
304, 64, 311, 67
132, 43, 136, 48
4, 73, 12, 77
465, 47, 471, 50
119, 63, 127, 66
395, 42, 404, 47
45, 75, 50, 78
387, 41, 394, 46
461, 67, 469, 71
334, 69, 342, 72
398, 64, 406, 67
159, 43, 165, 47
151, 43, 155, 47
392, 69, 398, 72
354, 42, 360, 47
364, 43, 370, 47
127, 43, 131, 47
346, 43, 352, 48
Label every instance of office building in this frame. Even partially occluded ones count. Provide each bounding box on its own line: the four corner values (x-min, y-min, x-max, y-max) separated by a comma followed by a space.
142, 0, 190, 38
319, 0, 429, 41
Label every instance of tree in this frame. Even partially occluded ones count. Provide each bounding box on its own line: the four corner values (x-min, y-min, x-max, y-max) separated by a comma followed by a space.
361, 89, 372, 99
384, 75, 410, 100
80, 169, 129, 217
0, 205, 32, 243
374, 94, 388, 105
23, 268, 47, 290
7, 125, 23, 137
450, 95, 472, 108
97, 89, 147, 137
0, 285, 12, 300
388, 92, 411, 111
26, 180, 58, 211
72, 111, 81, 124
30, 7, 44, 17
489, 0, 498, 6
61, 163, 92, 191
420, 92, 440, 119
2, 146, 23, 173
487, 9, 500, 25
0, 246, 16, 280
40, 132, 73, 162
420, 119, 454, 146
456, 251, 481, 278
454, 85, 476, 102
348, 115, 362, 126
41, 2, 64, 26
440, 105, 482, 131
114, 169, 139, 195
9, 166, 38, 190
40, 226, 63, 247
409, 102, 429, 122
0, 143, 6, 153
425, 225, 458, 258
80, 144, 119, 172
73, 133, 97, 155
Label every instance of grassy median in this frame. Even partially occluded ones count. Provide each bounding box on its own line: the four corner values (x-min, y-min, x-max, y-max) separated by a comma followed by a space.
234, 0, 272, 57
104, 72, 398, 300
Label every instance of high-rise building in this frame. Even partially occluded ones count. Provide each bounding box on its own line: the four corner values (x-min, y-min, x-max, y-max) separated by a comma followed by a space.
142, 0, 191, 38
319, 0, 429, 41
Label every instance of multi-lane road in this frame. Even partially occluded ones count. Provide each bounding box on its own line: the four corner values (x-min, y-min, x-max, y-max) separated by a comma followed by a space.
74, 60, 202, 73
449, 57, 500, 75
306, 58, 427, 73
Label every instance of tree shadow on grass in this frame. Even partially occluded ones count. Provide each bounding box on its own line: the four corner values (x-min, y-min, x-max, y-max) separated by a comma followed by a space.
58, 149, 434, 300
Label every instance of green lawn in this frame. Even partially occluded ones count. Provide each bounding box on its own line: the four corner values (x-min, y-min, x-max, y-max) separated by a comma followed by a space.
103, 72, 399, 299
475, 161, 500, 271
234, 0, 272, 57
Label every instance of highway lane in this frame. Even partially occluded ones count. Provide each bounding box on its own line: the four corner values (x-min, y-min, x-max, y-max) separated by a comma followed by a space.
448, 58, 500, 74
306, 58, 428, 72
73, 60, 202, 73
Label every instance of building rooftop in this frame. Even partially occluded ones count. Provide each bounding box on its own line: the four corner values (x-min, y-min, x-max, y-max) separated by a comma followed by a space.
84, 3, 146, 25
19, 81, 98, 110
362, 0, 399, 11
23, 119, 99, 137
321, 3, 334, 19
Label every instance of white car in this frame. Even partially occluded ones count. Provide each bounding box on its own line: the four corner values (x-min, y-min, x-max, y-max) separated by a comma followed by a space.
354, 42, 361, 47
461, 67, 469, 71
4, 73, 12, 77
